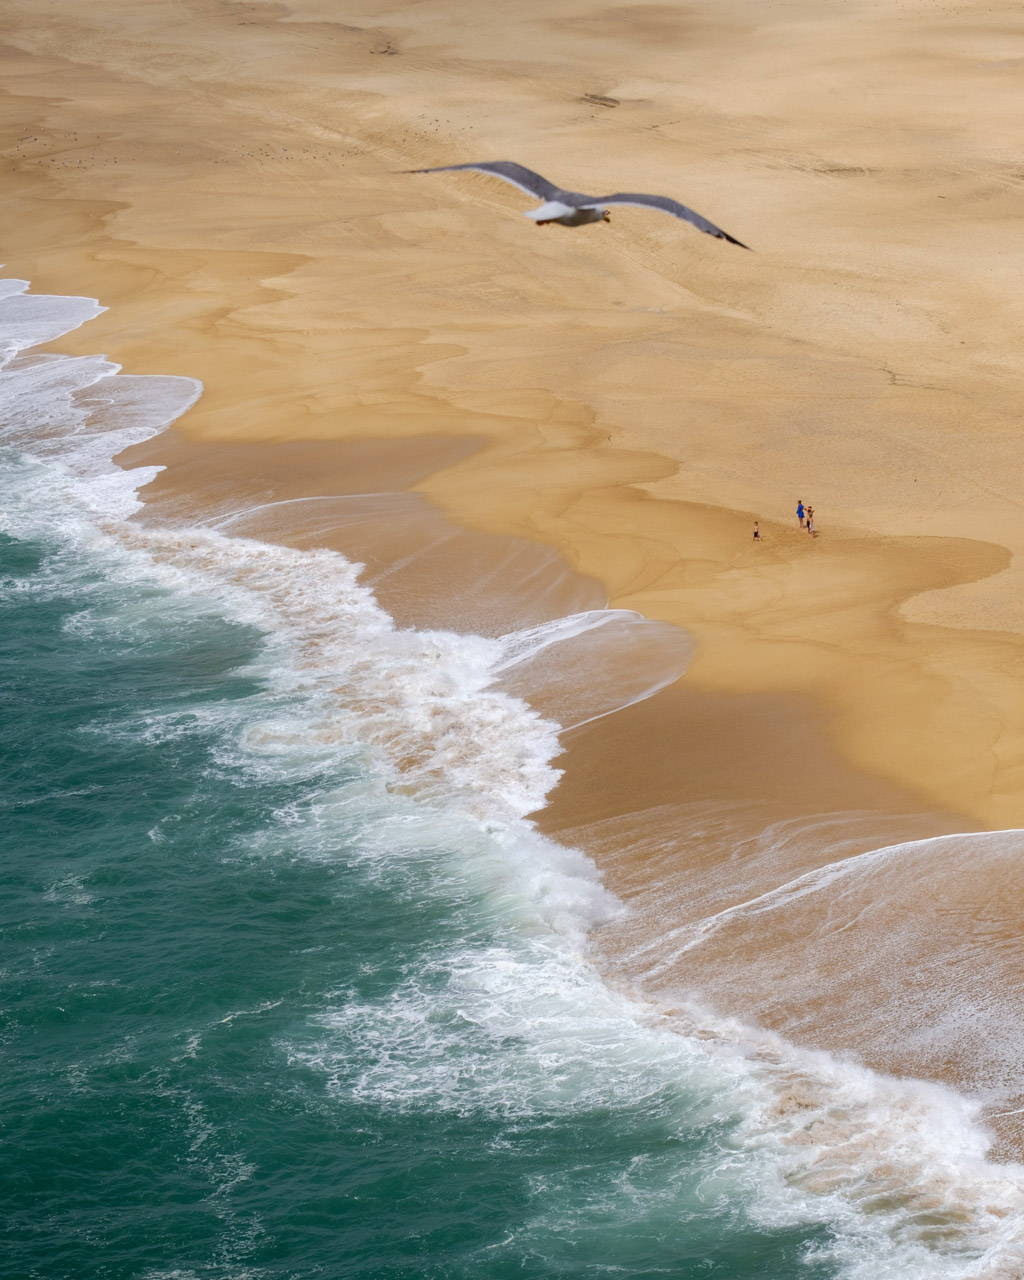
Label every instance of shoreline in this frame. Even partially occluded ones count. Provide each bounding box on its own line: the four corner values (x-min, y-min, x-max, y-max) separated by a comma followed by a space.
5, 0, 1024, 1160
119, 423, 1024, 1161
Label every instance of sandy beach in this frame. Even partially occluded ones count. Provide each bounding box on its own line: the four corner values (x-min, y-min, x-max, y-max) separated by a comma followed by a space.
5, 0, 1024, 1152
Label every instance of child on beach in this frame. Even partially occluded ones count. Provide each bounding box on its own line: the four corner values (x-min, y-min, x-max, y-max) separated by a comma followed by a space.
753, 520, 761, 542
796, 499, 805, 528
806, 505, 816, 536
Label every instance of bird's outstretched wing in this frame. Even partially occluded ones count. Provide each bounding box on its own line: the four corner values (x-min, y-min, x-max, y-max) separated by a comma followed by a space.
590, 193, 749, 248
405, 161, 564, 202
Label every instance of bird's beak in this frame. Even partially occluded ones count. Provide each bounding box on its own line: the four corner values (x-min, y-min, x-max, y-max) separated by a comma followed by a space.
603, 210, 611, 222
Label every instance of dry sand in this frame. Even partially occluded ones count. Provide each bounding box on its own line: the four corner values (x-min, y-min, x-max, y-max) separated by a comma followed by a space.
5, 0, 1024, 1140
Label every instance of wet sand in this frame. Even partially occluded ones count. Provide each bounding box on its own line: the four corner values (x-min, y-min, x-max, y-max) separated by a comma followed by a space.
6, 0, 1024, 1151
541, 685, 1024, 1159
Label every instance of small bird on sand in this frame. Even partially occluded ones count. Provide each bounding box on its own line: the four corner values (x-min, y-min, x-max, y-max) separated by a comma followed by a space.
406, 160, 748, 248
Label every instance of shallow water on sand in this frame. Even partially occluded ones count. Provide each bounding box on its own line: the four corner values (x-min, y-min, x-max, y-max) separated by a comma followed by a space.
3, 277, 1024, 1279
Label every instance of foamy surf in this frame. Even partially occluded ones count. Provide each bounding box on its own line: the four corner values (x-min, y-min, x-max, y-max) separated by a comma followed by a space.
3, 275, 1024, 1278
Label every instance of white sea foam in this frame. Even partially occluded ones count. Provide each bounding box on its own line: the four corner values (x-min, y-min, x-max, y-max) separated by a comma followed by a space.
0, 275, 105, 352
281, 792, 1024, 1279
4, 276, 1024, 1278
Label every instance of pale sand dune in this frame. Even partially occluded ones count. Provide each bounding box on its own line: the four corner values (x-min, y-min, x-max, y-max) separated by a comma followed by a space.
6, 0, 1024, 1139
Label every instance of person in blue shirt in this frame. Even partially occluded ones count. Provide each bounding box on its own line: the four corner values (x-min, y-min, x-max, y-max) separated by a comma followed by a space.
796, 499, 806, 527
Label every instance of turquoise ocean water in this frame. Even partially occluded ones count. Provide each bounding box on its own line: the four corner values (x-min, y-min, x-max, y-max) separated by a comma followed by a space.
3, 277, 1024, 1279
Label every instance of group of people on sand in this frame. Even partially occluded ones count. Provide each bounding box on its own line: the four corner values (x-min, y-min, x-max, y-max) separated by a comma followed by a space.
751, 500, 817, 542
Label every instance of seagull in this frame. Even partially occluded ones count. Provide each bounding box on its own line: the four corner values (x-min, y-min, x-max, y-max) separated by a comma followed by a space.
406, 160, 748, 248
